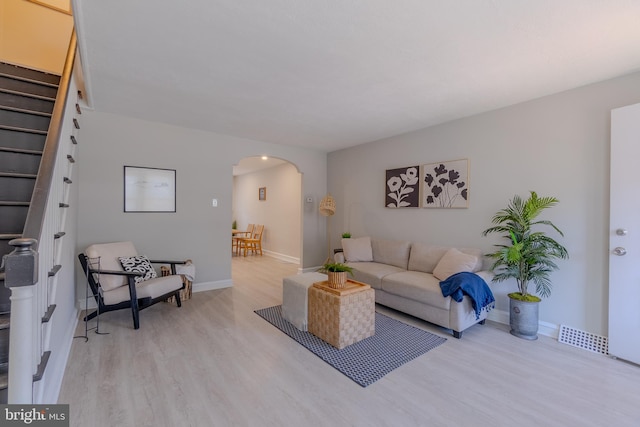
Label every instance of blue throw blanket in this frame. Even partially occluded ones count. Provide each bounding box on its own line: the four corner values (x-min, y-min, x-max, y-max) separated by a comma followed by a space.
439, 272, 495, 320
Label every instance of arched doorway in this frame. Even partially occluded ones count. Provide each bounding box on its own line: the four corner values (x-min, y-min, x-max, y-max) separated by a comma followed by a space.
231, 156, 303, 266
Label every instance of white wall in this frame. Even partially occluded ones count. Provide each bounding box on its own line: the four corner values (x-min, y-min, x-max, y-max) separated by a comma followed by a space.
328, 71, 640, 337
76, 111, 326, 299
233, 162, 301, 261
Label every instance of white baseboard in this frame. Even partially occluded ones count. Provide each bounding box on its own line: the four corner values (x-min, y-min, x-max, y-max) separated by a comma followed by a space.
487, 308, 510, 325
263, 250, 299, 264
487, 308, 559, 339
76, 297, 97, 311
192, 279, 233, 293
299, 265, 323, 274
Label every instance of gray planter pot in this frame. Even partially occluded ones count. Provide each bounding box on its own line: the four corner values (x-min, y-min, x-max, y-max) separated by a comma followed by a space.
509, 296, 539, 340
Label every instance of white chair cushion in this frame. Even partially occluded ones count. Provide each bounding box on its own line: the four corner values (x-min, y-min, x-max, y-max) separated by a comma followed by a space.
102, 275, 183, 305
85, 241, 138, 291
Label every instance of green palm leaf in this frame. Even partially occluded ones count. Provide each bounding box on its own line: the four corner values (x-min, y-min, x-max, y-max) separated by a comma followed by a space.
482, 191, 568, 299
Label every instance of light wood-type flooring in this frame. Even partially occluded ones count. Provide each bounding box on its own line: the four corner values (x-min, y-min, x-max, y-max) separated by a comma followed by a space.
58, 255, 640, 427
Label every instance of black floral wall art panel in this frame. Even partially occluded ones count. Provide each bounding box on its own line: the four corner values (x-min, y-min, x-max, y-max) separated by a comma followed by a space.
422, 159, 469, 208
385, 166, 420, 208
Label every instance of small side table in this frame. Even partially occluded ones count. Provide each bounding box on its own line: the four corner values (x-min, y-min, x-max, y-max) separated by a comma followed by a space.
308, 280, 375, 349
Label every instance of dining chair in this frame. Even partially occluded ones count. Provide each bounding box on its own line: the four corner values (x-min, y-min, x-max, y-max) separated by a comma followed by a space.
232, 223, 254, 255
240, 224, 265, 256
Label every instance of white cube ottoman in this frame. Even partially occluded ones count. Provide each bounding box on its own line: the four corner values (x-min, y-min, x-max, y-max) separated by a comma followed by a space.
282, 272, 327, 331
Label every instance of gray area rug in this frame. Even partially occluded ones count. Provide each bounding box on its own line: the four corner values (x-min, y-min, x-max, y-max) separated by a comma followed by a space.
255, 305, 447, 387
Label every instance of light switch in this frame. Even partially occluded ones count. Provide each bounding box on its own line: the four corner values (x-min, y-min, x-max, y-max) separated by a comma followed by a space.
212, 199, 218, 207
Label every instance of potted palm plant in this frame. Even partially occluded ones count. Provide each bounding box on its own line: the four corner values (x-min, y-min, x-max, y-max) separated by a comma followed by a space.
482, 191, 568, 340
319, 262, 354, 289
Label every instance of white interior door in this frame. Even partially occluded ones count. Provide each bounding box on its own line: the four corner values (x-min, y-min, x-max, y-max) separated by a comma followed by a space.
609, 102, 640, 364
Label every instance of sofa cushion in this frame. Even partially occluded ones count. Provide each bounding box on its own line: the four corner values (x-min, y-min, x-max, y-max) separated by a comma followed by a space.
342, 236, 373, 262
346, 262, 406, 290
381, 271, 451, 310
409, 243, 484, 273
408, 244, 449, 273
371, 239, 411, 269
432, 248, 479, 281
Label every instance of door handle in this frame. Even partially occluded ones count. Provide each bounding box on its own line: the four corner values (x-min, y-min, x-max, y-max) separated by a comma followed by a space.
612, 247, 627, 256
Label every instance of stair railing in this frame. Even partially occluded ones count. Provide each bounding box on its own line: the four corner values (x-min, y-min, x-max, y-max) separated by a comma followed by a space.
3, 30, 77, 404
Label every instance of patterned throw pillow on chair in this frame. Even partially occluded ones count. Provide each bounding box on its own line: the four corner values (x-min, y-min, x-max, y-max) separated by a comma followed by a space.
119, 255, 157, 284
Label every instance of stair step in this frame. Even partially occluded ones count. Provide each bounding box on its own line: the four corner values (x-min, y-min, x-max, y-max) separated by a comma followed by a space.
0, 88, 56, 104
0, 201, 30, 206
0, 104, 52, 118
42, 304, 56, 323
0, 108, 51, 132
0, 234, 21, 240
0, 175, 35, 202
0, 328, 7, 365
0, 203, 28, 232
0, 314, 9, 330
0, 146, 43, 156
0, 150, 42, 175
0, 75, 58, 99
0, 62, 61, 86
48, 265, 62, 277
0, 172, 37, 179
0, 89, 55, 114
0, 124, 47, 135
0, 127, 46, 151
0, 364, 7, 392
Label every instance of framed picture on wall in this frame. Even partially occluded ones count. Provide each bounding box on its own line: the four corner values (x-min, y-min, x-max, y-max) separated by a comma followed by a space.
385, 165, 420, 208
124, 166, 176, 212
422, 159, 469, 208
259, 187, 267, 201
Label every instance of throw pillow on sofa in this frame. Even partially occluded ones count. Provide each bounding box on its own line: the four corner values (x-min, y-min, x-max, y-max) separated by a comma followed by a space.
342, 236, 373, 262
433, 248, 479, 281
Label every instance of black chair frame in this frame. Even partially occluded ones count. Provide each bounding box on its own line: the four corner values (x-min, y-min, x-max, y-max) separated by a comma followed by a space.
78, 254, 186, 329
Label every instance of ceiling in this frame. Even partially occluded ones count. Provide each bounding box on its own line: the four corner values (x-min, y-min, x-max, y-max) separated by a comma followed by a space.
233, 156, 287, 176
73, 0, 640, 153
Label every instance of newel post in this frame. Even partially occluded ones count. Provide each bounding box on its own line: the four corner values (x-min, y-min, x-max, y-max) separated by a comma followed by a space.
2, 238, 38, 403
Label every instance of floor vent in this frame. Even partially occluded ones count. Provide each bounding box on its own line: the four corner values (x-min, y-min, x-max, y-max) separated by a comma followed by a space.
558, 325, 608, 355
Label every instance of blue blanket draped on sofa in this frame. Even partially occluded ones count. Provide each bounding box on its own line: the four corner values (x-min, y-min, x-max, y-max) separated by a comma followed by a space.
439, 272, 495, 320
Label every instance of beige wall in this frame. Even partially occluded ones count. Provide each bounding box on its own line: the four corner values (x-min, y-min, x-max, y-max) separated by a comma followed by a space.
328, 71, 640, 337
77, 110, 327, 298
0, 0, 73, 73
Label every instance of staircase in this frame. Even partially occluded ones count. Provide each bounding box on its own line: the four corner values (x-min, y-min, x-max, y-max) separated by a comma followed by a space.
0, 62, 61, 403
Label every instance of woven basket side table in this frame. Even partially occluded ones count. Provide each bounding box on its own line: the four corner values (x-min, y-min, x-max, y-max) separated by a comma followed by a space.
308, 280, 375, 349
161, 263, 192, 305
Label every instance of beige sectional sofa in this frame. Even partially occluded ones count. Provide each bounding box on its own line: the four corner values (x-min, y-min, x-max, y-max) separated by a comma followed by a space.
335, 237, 494, 338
